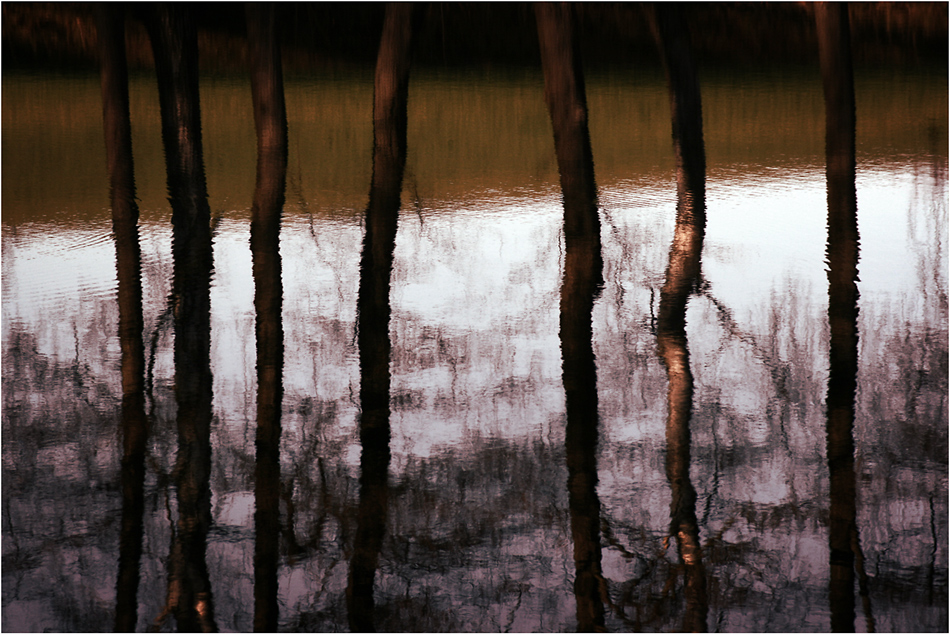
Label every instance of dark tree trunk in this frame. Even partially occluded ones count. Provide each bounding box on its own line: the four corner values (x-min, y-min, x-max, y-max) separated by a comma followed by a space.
246, 3, 288, 632
646, 3, 706, 219
144, 3, 211, 233
561, 228, 606, 633
143, 5, 217, 631
535, 2, 600, 241
347, 4, 421, 632
649, 5, 709, 630
97, 5, 148, 632
536, 4, 607, 630
370, 3, 422, 211
816, 4, 872, 633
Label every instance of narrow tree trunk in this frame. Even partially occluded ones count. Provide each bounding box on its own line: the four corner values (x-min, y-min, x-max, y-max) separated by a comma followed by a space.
246, 4, 288, 632
535, 2, 600, 239
816, 4, 870, 632
656, 209, 708, 634
645, 3, 706, 224
536, 4, 607, 630
144, 3, 211, 232
347, 5, 421, 631
144, 5, 217, 631
648, 6, 709, 630
97, 6, 148, 631
561, 229, 606, 633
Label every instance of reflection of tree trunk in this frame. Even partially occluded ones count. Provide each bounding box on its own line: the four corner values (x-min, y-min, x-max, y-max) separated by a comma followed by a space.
167, 162, 216, 632
536, 5, 606, 630
651, 6, 708, 631
247, 4, 287, 632
97, 6, 148, 632
817, 4, 856, 184
97, 5, 136, 221
145, 5, 217, 631
346, 5, 419, 632
167, 169, 216, 625
656, 211, 707, 635
561, 232, 605, 633
816, 5, 871, 633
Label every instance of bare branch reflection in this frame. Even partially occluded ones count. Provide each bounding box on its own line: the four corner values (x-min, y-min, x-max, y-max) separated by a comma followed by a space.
1, 5, 946, 632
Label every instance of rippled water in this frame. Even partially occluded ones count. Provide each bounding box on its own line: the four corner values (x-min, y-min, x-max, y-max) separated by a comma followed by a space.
2, 63, 947, 632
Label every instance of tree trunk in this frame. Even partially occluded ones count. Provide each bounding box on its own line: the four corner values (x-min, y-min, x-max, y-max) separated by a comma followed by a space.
246, 3, 288, 632
97, 6, 149, 632
347, 5, 421, 631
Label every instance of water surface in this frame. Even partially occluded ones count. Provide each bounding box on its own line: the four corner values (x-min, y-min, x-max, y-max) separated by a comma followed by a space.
2, 64, 947, 632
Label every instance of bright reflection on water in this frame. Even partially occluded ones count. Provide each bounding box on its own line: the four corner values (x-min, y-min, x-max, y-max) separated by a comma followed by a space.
2, 65, 947, 632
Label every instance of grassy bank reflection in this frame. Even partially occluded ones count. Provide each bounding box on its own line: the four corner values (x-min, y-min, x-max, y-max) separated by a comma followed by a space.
3, 65, 945, 226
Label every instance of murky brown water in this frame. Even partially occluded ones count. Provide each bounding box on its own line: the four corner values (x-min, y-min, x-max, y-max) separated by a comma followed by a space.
2, 60, 947, 632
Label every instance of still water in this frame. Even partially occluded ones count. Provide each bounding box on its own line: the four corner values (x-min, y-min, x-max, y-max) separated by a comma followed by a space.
2, 63, 947, 632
